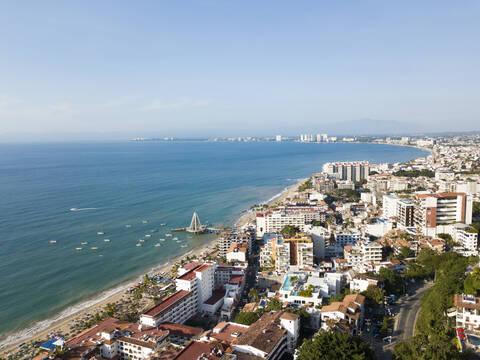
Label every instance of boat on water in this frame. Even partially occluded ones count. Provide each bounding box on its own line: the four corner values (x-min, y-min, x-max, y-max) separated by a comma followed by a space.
81, 242, 88, 245
75, 247, 82, 251
104, 239, 110, 242
160, 223, 166, 226
154, 243, 161, 247
166, 234, 172, 237
139, 239, 145, 243
173, 237, 178, 241
90, 247, 98, 250
145, 234, 152, 238
181, 245, 188, 248
159, 238, 165, 242
136, 243, 142, 247
125, 224, 132, 228
142, 220, 148, 224
49, 240, 57, 244
97, 232, 104, 235
70, 208, 77, 211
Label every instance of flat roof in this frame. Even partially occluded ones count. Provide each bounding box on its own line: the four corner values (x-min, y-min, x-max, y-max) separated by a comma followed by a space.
144, 290, 190, 317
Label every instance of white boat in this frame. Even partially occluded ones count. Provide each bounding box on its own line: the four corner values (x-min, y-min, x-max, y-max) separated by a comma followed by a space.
145, 234, 152, 238
70, 208, 77, 211
173, 237, 178, 241
142, 220, 148, 224
90, 247, 98, 250
160, 223, 166, 226
181, 245, 188, 248
166, 234, 172, 237
104, 239, 110, 242
136, 243, 142, 247
49, 240, 56, 244
125, 224, 132, 228
139, 239, 145, 243
176, 240, 181, 243
97, 232, 104, 235
159, 238, 165, 242
76, 247, 82, 251
81, 242, 88, 245
154, 243, 161, 247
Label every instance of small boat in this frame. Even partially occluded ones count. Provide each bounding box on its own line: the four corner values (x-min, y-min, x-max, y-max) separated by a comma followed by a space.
142, 220, 148, 224
166, 234, 172, 237
173, 237, 178, 241
49, 240, 57, 244
160, 223, 166, 226
145, 234, 152, 238
150, 229, 157, 233
176, 240, 181, 243
76, 247, 82, 251
104, 239, 110, 242
90, 247, 98, 250
154, 243, 161, 247
70, 208, 77, 211
181, 245, 188, 248
136, 243, 142, 247
97, 232, 104, 235
125, 224, 132, 228
139, 239, 145, 243
81, 241, 88, 245
159, 238, 165, 242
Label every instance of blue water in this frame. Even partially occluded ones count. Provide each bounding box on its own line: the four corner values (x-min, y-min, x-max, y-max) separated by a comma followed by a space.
0, 141, 428, 339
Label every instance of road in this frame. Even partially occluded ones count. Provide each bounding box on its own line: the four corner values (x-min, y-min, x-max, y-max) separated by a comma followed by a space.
393, 281, 432, 342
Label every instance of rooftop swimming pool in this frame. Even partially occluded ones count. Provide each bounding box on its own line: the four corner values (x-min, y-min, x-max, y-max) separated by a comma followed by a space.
468, 335, 480, 347
281, 275, 292, 291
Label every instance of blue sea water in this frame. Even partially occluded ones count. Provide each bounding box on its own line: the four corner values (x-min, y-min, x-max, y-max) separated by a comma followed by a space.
0, 141, 428, 340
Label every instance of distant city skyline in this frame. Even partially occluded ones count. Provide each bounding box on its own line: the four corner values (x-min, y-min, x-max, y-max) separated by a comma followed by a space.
1, 1, 479, 140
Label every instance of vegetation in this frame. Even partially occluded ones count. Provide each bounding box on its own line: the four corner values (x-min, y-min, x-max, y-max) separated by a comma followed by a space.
281, 225, 300, 237
234, 298, 284, 325
377, 267, 403, 296
311, 220, 326, 227
328, 288, 351, 304
437, 233, 459, 247
298, 284, 315, 297
296, 330, 375, 360
464, 267, 480, 296
395, 246, 415, 260
473, 201, 480, 217
248, 288, 260, 302
325, 189, 361, 203
299, 178, 313, 192
392, 169, 435, 178
362, 285, 385, 306
393, 250, 478, 359
354, 178, 368, 187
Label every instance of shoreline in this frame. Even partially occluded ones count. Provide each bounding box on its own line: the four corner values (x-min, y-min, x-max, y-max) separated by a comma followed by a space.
0, 143, 428, 355
0, 178, 307, 356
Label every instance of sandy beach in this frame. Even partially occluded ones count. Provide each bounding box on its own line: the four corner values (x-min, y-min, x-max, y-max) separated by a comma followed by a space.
0, 177, 307, 357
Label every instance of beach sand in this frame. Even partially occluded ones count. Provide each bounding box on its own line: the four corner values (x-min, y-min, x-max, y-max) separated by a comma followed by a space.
1, 178, 308, 356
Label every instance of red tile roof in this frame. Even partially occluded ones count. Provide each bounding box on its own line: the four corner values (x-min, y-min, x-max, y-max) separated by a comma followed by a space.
204, 289, 226, 305
143, 290, 191, 317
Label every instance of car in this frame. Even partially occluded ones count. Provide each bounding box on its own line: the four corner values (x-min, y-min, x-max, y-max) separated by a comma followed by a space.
383, 336, 393, 343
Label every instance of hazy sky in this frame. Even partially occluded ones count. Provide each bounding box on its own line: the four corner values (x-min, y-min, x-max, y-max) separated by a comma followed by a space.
0, 1, 479, 139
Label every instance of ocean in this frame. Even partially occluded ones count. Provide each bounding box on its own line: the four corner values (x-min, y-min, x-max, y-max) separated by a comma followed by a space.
0, 141, 428, 342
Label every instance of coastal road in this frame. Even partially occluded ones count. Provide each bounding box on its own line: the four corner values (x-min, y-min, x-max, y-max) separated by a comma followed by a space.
393, 281, 432, 342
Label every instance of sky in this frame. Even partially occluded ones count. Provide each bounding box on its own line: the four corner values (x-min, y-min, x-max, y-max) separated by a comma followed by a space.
0, 1, 479, 140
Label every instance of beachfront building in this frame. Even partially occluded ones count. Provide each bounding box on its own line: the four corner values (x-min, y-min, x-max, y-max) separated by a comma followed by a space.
140, 262, 215, 327
232, 311, 300, 359
217, 230, 253, 257
256, 211, 305, 238
320, 294, 366, 335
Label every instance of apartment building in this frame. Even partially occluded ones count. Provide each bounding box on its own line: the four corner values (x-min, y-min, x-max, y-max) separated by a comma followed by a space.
233, 311, 299, 359
322, 161, 370, 182
320, 294, 365, 335
454, 294, 480, 331
334, 231, 361, 247
456, 227, 479, 253
140, 290, 197, 327
260, 234, 314, 272
344, 241, 383, 272
217, 231, 253, 256
256, 211, 305, 238
226, 242, 248, 263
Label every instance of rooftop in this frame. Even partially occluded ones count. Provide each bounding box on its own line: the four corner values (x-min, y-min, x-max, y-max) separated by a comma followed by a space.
143, 290, 191, 318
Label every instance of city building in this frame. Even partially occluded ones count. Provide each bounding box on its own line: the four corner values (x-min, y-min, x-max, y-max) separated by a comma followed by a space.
320, 294, 365, 335
322, 161, 370, 182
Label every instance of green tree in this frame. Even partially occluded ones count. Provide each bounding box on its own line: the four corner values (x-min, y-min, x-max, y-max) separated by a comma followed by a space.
297, 330, 374, 360
281, 225, 300, 237
248, 288, 260, 302
464, 267, 480, 296
104, 302, 116, 317
473, 202, 480, 217
378, 267, 403, 295
265, 297, 283, 311
234, 311, 260, 325
362, 285, 385, 306
299, 179, 313, 192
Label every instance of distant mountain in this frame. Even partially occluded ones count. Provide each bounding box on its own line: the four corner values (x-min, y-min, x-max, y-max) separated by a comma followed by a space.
322, 119, 423, 136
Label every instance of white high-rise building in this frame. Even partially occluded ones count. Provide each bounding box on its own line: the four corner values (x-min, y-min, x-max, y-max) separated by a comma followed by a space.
276, 135, 282, 142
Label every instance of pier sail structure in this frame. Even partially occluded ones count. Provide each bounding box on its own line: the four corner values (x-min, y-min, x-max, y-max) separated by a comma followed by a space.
186, 211, 204, 234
